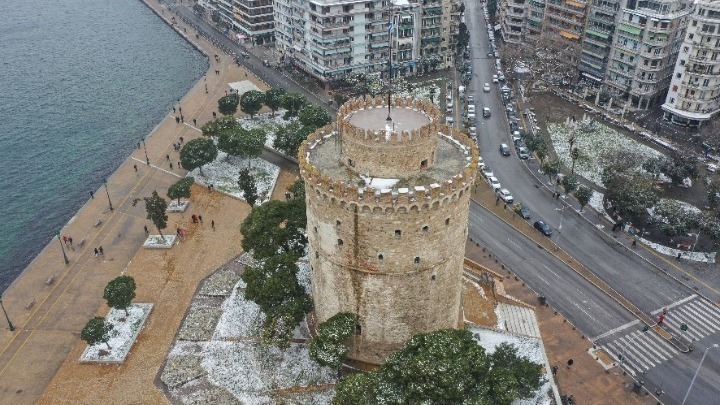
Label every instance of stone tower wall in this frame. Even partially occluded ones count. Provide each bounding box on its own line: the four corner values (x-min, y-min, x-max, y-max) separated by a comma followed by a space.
337, 96, 441, 178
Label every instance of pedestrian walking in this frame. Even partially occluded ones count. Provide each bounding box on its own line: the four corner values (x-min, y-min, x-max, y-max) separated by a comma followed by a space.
68, 237, 73, 247
98, 246, 104, 256
94, 247, 99, 258
212, 111, 217, 118
63, 236, 69, 246
566, 359, 574, 369
631, 239, 637, 248
173, 107, 176, 113
180, 115, 184, 123
134, 164, 138, 172
658, 314, 665, 325
198, 215, 203, 223
178, 161, 181, 169
144, 225, 149, 235
211, 220, 215, 230
179, 106, 182, 113
192, 214, 197, 223
676, 252, 682, 261
207, 184, 211, 192
179, 136, 184, 144
166, 154, 170, 161
180, 229, 186, 238
193, 118, 197, 126
169, 162, 174, 170
552, 365, 558, 376
137, 141, 141, 149
175, 116, 180, 123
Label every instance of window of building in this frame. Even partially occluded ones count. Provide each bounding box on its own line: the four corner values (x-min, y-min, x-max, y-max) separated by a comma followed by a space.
421, 159, 428, 169
378, 254, 384, 260
414, 257, 420, 264
422, 225, 429, 234
316, 251, 320, 258
336, 220, 341, 227
445, 218, 450, 226
395, 230, 401, 238
338, 239, 344, 246
355, 323, 362, 335
431, 274, 436, 281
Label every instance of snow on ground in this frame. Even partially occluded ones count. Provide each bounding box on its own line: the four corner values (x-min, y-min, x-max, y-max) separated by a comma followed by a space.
187, 151, 279, 205
229, 80, 261, 95
588, 189, 604, 213
81, 303, 153, 363
360, 175, 399, 190
296, 261, 311, 295
394, 78, 444, 108
548, 120, 664, 188
213, 287, 265, 340
236, 111, 297, 150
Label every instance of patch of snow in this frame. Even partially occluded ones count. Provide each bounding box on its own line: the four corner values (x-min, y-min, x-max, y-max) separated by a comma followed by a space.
588, 190, 604, 213
187, 152, 279, 205
360, 175, 399, 189
470, 326, 545, 364
168, 200, 190, 213
296, 261, 311, 295
81, 303, 153, 363
143, 235, 176, 249
236, 110, 297, 150
213, 286, 265, 340
228, 80, 261, 95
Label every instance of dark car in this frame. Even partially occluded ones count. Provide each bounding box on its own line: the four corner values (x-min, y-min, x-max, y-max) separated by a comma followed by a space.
514, 203, 531, 219
499, 143, 511, 156
534, 220, 552, 236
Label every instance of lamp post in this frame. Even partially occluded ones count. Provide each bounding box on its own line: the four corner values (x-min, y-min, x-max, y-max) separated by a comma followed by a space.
103, 179, 114, 211
0, 294, 15, 331
140, 138, 149, 165
682, 344, 719, 405
57, 233, 70, 265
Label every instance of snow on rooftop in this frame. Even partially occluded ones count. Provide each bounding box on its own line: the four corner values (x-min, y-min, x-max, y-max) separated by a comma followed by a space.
361, 175, 399, 189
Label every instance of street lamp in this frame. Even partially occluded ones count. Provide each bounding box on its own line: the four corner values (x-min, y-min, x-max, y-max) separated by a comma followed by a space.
57, 233, 69, 265
103, 179, 114, 211
0, 294, 15, 331
140, 138, 149, 165
681, 343, 719, 405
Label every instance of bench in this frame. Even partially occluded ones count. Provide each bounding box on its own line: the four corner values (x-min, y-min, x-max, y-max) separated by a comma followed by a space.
46, 276, 55, 285
94, 219, 103, 227
25, 299, 35, 310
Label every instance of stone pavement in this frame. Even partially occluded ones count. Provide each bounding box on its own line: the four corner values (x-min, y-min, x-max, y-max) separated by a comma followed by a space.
0, 1, 284, 403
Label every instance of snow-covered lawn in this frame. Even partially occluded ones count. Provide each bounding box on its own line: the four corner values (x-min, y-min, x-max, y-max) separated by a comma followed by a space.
548, 119, 664, 187
167, 200, 189, 213
143, 235, 176, 249
237, 111, 297, 151
187, 151, 279, 206
80, 303, 153, 364
394, 78, 445, 108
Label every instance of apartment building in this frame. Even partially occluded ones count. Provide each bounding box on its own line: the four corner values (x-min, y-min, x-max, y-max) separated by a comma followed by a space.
274, 0, 458, 85
662, 0, 720, 126
498, 0, 527, 43
233, 0, 276, 44
579, 0, 621, 84
604, 0, 689, 109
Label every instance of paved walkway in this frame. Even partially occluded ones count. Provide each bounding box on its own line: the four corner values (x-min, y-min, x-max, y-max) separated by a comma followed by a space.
0, 2, 286, 403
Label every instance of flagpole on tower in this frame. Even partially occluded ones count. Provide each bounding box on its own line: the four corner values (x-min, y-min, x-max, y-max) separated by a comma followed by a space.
386, 17, 393, 125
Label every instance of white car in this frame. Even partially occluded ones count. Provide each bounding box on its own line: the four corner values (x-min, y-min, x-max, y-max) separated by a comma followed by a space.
469, 126, 477, 136
468, 104, 476, 113
483, 83, 490, 92
487, 176, 501, 192
498, 73, 506, 81
496, 189, 514, 204
482, 166, 494, 179
492, 75, 499, 83
467, 112, 476, 121
445, 116, 454, 125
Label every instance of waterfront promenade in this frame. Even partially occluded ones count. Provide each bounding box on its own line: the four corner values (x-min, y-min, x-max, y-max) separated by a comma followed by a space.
0, 2, 293, 403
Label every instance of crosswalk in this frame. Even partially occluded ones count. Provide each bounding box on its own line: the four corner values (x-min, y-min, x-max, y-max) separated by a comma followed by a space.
599, 296, 720, 377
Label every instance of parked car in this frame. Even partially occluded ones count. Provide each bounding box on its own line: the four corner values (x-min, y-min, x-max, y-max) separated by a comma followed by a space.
468, 104, 476, 113
534, 220, 553, 236
516, 146, 530, 159
492, 75, 499, 83
446, 116, 454, 125
483, 107, 491, 118
499, 143, 511, 156
487, 176, 501, 192
514, 203, 531, 219
513, 136, 525, 148
496, 188, 514, 204
483, 83, 490, 92
467, 95, 475, 103
498, 73, 506, 81
467, 112, 476, 121
446, 106, 453, 113
482, 165, 493, 178
469, 126, 477, 137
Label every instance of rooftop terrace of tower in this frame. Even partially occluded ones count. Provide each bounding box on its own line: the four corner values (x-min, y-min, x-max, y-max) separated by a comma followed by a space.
346, 106, 431, 133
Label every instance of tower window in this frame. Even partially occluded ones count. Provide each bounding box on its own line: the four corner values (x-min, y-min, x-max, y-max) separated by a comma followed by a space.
355, 323, 362, 335
395, 229, 401, 238
445, 218, 450, 226
338, 239, 344, 246
378, 254, 384, 260
422, 225, 429, 234
421, 159, 428, 169
314, 226, 318, 233
431, 274, 436, 281
414, 257, 420, 264
336, 220, 341, 227
348, 158, 355, 167
316, 251, 319, 258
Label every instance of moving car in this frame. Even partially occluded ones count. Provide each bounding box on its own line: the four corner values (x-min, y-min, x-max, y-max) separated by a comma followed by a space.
514, 203, 531, 219
483, 83, 490, 92
496, 189, 514, 204
534, 220, 552, 236
487, 176, 501, 192
516, 146, 530, 159
499, 143, 511, 156
483, 107, 491, 118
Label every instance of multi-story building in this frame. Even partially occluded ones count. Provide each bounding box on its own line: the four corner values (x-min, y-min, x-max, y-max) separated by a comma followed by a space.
662, 0, 720, 126
233, 0, 276, 44
604, 0, 689, 109
525, 0, 545, 40
543, 0, 588, 47
498, 0, 527, 43
274, 0, 458, 85
579, 0, 621, 84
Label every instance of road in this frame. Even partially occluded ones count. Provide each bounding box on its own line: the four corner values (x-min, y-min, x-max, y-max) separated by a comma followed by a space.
463, 1, 720, 402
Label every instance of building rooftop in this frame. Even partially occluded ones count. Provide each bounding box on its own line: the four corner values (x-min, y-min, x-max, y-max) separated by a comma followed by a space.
347, 106, 431, 133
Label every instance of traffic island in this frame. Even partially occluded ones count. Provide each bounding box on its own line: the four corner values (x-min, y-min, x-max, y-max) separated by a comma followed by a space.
143, 235, 176, 249
80, 303, 153, 364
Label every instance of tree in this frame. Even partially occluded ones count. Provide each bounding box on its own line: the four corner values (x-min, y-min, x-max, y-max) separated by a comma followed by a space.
81, 316, 113, 350
333, 328, 542, 404
310, 312, 356, 368
103, 276, 137, 316
238, 168, 259, 207
561, 174, 579, 196
201, 115, 238, 137
541, 159, 560, 183
650, 199, 700, 237
240, 90, 265, 118
457, 22, 470, 50
144, 191, 169, 240
281, 92, 308, 118
273, 121, 313, 157
708, 180, 720, 210
180, 138, 218, 172
167, 177, 194, 203
264, 88, 286, 116
240, 195, 307, 260
298, 105, 332, 130
219, 127, 266, 167
699, 116, 720, 150
602, 164, 660, 219
575, 185, 592, 212
218, 93, 240, 116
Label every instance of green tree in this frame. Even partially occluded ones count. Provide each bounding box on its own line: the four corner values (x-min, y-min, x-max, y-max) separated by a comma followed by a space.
541, 159, 560, 183
219, 128, 266, 167
144, 191, 169, 241
488, 343, 543, 401
237, 168, 259, 207
218, 93, 240, 116
310, 312, 356, 368
240, 90, 265, 118
180, 138, 218, 172
81, 316, 113, 350
273, 121, 312, 157
298, 105, 331, 130
201, 115, 239, 137
264, 88, 286, 116
650, 199, 700, 237
561, 174, 579, 196
281, 92, 308, 119
708, 180, 720, 210
602, 164, 660, 219
664, 155, 699, 184
575, 185, 593, 212
167, 177, 194, 204
240, 197, 307, 260
103, 275, 137, 316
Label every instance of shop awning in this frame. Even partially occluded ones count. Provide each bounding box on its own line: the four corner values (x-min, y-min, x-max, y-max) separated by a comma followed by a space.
618, 23, 642, 36
560, 31, 580, 40
565, 0, 586, 8
586, 29, 609, 39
